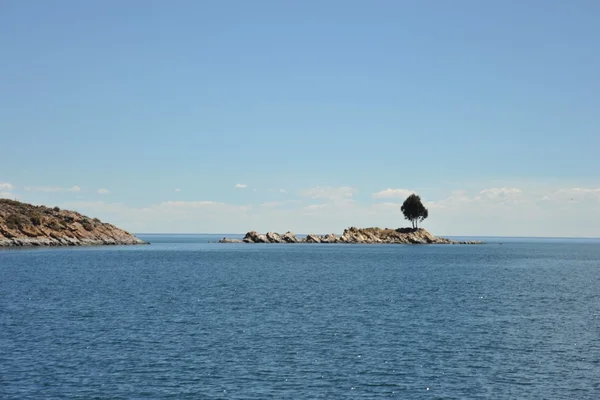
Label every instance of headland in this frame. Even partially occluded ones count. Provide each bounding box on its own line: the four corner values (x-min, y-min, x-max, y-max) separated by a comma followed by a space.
0, 199, 147, 247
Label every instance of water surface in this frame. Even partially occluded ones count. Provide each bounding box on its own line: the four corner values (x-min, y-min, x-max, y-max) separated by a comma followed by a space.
1, 235, 599, 399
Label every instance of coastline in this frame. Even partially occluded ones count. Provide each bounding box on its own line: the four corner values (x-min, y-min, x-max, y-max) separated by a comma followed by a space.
0, 237, 147, 247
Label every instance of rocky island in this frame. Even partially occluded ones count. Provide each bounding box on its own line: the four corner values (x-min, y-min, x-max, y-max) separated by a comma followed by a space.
219, 227, 482, 245
0, 199, 147, 247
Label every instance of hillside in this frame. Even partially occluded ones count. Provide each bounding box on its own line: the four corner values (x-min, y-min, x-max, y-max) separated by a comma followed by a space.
0, 199, 146, 247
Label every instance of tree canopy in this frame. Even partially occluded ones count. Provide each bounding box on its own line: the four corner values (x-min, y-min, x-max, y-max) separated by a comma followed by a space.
401, 194, 429, 229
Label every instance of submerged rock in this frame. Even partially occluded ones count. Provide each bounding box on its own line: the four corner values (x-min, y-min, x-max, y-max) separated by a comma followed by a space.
219, 238, 243, 243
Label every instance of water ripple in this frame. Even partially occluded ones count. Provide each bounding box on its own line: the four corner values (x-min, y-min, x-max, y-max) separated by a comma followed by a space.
1, 240, 599, 398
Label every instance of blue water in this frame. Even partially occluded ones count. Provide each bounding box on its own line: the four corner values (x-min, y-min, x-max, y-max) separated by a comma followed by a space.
1, 236, 599, 399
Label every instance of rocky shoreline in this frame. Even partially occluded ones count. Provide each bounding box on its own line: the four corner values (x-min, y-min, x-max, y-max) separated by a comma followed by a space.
219, 227, 483, 245
0, 199, 147, 247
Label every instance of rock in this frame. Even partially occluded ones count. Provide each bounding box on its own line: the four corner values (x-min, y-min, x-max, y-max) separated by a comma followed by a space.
319, 233, 339, 243
339, 230, 353, 243
406, 230, 430, 244
266, 232, 282, 243
281, 231, 298, 243
219, 238, 243, 243
219, 227, 484, 245
304, 234, 321, 243
243, 231, 259, 243
340, 228, 366, 243
242, 231, 269, 243
0, 199, 147, 247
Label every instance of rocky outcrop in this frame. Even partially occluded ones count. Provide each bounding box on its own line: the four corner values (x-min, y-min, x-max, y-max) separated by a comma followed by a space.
242, 231, 268, 243
235, 230, 302, 244
305, 234, 321, 243
0, 199, 147, 247
319, 233, 339, 244
266, 232, 282, 243
220, 227, 483, 245
281, 231, 299, 243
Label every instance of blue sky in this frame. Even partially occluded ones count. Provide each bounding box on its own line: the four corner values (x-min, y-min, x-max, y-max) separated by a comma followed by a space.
1, 1, 599, 236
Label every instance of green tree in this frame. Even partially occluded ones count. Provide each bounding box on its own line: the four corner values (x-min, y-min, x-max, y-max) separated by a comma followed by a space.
401, 194, 429, 229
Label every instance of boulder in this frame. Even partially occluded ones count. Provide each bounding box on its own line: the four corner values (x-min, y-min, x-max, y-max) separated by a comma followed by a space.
243, 230, 260, 243
340, 230, 354, 243
366, 233, 379, 243
281, 231, 299, 243
242, 231, 269, 243
304, 234, 321, 243
319, 233, 339, 243
266, 232, 282, 243
340, 228, 368, 243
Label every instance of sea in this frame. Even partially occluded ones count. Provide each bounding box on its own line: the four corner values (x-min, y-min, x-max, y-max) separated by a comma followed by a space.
1, 234, 599, 399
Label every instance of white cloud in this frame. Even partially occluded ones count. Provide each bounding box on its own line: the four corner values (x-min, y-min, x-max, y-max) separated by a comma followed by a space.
428, 188, 524, 210
149, 200, 251, 218
548, 188, 600, 203
24, 185, 81, 192
371, 202, 403, 211
59, 199, 252, 234
98, 188, 110, 194
60, 201, 130, 214
304, 203, 328, 211
478, 187, 522, 202
25, 186, 62, 192
413, 186, 600, 237
175, 188, 181, 192
235, 183, 248, 189
425, 191, 469, 210
260, 200, 302, 208
268, 188, 288, 194
53, 184, 600, 237
0, 183, 15, 199
260, 201, 283, 208
157, 200, 250, 212
157, 200, 218, 208
301, 186, 357, 201
479, 187, 521, 196
372, 188, 414, 199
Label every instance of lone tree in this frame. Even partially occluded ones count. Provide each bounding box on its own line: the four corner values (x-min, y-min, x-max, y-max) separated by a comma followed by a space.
401, 193, 429, 229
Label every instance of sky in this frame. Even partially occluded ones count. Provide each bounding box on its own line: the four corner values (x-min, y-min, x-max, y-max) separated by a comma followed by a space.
1, 0, 599, 237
